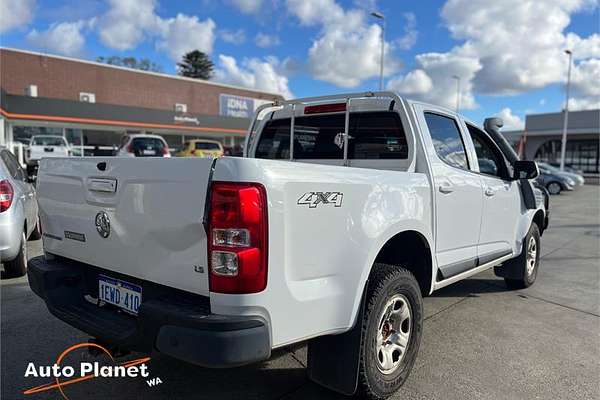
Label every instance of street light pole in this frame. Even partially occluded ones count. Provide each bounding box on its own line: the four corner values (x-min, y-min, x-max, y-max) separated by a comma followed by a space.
559, 49, 573, 171
371, 11, 385, 91
452, 75, 461, 113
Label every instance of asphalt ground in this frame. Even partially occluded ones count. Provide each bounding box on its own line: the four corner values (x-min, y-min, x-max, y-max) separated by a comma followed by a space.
1, 185, 599, 400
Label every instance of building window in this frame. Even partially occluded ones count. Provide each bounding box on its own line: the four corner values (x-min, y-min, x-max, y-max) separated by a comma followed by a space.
534, 139, 599, 173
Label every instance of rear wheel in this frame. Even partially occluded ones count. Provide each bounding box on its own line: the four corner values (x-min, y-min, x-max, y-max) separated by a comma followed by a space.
546, 181, 562, 195
4, 232, 28, 278
357, 264, 423, 399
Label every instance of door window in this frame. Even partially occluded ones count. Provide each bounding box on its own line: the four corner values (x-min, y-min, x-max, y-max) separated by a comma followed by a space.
466, 124, 508, 179
424, 113, 469, 170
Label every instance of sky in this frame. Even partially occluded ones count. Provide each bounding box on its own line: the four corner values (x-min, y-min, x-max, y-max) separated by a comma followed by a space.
0, 0, 599, 129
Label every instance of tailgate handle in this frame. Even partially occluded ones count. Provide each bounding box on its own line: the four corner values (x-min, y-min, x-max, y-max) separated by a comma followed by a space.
88, 178, 117, 193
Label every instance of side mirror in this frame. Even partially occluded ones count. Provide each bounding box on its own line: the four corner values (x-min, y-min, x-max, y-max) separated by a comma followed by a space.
513, 160, 539, 180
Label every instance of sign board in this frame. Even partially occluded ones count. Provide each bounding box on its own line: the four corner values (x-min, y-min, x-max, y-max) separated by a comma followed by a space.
219, 94, 270, 119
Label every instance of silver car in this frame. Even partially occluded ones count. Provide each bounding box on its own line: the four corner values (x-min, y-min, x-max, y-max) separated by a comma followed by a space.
0, 146, 40, 277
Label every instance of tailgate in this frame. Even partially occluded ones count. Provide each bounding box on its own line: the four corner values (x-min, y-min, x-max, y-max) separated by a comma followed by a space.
36, 157, 214, 296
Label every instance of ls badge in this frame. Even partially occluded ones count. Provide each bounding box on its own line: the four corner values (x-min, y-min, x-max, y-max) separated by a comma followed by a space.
95, 211, 111, 238
297, 192, 343, 208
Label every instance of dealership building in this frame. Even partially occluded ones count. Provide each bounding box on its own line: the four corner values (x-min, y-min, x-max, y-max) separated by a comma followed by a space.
0, 48, 283, 159
503, 109, 599, 176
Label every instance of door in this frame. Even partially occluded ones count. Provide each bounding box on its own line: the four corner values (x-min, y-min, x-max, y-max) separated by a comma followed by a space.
414, 107, 484, 279
465, 123, 521, 262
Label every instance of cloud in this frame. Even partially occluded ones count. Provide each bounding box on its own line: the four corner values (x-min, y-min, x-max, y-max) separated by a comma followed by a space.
228, 0, 264, 15
255, 32, 280, 48
213, 54, 293, 98
220, 28, 246, 45
286, 0, 400, 87
495, 108, 524, 131
395, 13, 418, 50
441, 0, 598, 95
387, 0, 599, 109
0, 0, 35, 33
387, 51, 481, 109
569, 58, 600, 110
97, 0, 160, 51
97, 0, 216, 62
156, 15, 215, 61
27, 20, 89, 56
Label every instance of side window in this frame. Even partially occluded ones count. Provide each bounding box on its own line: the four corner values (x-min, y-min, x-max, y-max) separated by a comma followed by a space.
255, 118, 291, 159
424, 113, 469, 170
466, 124, 507, 178
349, 112, 408, 159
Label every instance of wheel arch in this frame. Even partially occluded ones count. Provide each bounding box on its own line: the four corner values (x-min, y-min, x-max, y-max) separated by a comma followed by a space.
372, 230, 434, 295
347, 228, 434, 331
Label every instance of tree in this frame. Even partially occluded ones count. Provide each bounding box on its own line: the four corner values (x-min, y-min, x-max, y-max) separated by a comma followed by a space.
177, 50, 214, 79
96, 56, 163, 72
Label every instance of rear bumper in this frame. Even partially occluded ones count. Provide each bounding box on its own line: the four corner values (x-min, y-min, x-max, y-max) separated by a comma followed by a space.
27, 255, 271, 368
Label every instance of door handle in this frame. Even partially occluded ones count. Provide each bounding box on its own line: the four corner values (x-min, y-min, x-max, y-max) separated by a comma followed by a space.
485, 187, 496, 197
439, 183, 454, 194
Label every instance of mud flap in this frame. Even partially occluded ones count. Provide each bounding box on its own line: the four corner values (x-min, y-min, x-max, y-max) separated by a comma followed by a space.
306, 282, 367, 396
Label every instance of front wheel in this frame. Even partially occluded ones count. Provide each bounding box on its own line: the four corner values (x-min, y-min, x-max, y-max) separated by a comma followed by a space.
503, 223, 541, 289
357, 264, 423, 399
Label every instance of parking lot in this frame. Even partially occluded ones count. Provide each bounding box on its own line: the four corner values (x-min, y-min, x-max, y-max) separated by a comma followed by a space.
1, 185, 599, 400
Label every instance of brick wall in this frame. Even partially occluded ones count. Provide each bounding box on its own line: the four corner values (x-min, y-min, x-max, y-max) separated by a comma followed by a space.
0, 49, 283, 115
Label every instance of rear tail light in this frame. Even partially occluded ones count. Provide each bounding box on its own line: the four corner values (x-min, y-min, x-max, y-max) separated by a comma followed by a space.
208, 182, 268, 294
0, 180, 14, 213
126, 143, 134, 153
162, 144, 169, 156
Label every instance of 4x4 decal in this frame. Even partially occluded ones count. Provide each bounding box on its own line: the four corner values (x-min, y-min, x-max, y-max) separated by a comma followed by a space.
297, 192, 343, 208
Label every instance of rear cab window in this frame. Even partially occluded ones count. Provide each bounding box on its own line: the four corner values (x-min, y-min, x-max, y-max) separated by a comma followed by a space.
254, 111, 408, 166
32, 136, 67, 146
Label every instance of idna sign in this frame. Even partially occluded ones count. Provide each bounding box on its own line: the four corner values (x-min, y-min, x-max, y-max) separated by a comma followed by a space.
219, 94, 255, 118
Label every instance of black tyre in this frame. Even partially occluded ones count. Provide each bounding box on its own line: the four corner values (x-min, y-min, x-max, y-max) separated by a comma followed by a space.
546, 181, 562, 195
4, 232, 28, 278
504, 223, 540, 289
28, 217, 42, 241
357, 264, 423, 399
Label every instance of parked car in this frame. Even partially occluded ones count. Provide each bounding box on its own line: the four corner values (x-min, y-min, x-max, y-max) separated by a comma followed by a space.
536, 166, 575, 194
29, 92, 547, 399
25, 135, 71, 177
115, 134, 171, 157
548, 162, 584, 175
537, 162, 585, 186
0, 147, 40, 277
176, 139, 224, 158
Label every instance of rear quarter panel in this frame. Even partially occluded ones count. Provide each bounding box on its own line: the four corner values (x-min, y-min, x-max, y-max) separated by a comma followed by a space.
211, 157, 433, 347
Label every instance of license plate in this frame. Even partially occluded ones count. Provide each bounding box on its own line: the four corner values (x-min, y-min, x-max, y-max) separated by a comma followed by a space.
142, 149, 156, 155
98, 275, 142, 315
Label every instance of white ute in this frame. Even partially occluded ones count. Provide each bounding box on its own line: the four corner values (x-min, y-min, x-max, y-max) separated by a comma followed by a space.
25, 135, 70, 177
28, 92, 548, 399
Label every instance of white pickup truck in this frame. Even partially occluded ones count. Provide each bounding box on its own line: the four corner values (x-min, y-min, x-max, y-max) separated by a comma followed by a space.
25, 135, 71, 177
28, 92, 548, 399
